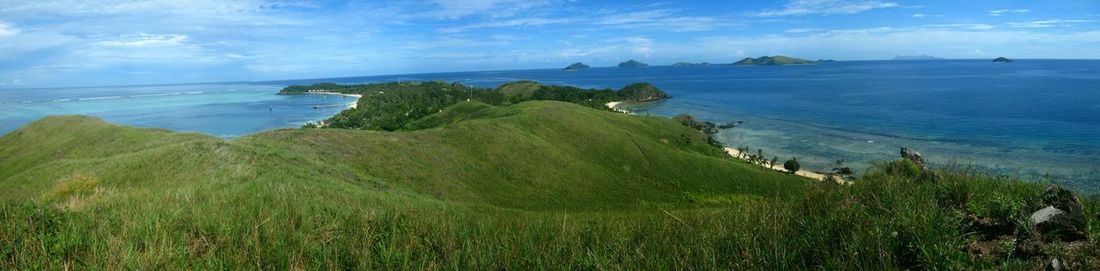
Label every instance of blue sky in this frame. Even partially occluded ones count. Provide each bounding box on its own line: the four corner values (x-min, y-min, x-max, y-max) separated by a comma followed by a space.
0, 0, 1097, 87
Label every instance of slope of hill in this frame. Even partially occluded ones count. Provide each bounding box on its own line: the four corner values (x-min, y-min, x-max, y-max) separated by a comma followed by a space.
495, 80, 542, 99
1, 81, 1097, 269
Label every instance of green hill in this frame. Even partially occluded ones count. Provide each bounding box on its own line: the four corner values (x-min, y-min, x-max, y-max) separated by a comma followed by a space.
733, 55, 818, 65
1, 81, 1097, 269
495, 80, 542, 99
2, 102, 802, 210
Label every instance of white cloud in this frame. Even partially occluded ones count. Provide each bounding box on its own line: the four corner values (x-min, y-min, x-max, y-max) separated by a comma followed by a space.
0, 22, 18, 37
438, 18, 572, 33
594, 10, 723, 32
425, 0, 549, 19
687, 28, 1100, 60
1007, 19, 1095, 28
439, 8, 728, 33
96, 33, 189, 47
988, 9, 1030, 16
555, 36, 653, 59
406, 36, 511, 49
753, 0, 899, 17
785, 28, 826, 33
912, 13, 942, 18
927, 24, 995, 30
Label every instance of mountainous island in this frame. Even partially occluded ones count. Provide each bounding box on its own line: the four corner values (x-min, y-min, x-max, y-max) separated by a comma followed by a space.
616, 59, 648, 68
993, 57, 1015, 63
732, 55, 819, 65
893, 55, 944, 60
563, 62, 590, 70
671, 62, 712, 67
1, 80, 1097, 269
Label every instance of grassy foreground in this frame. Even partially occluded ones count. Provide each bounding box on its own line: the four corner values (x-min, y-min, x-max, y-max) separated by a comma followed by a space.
1, 100, 1097, 269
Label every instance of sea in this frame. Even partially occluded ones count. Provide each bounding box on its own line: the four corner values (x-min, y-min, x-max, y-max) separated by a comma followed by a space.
1, 60, 1098, 189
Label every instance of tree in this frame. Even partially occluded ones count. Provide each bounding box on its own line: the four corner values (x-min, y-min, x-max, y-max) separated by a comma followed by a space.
770, 156, 778, 168
783, 157, 800, 174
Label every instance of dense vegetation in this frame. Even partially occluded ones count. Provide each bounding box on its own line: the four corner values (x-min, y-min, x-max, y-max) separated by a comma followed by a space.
280, 80, 668, 131
1, 80, 1097, 269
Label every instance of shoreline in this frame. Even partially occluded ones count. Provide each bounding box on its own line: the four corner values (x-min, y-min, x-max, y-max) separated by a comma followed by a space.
723, 147, 849, 184
604, 101, 631, 114
302, 92, 362, 127
305, 92, 362, 109
604, 98, 843, 183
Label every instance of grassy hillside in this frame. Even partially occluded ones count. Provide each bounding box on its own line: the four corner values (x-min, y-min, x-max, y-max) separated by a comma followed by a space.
1, 87, 1097, 269
495, 80, 542, 99
0, 100, 815, 268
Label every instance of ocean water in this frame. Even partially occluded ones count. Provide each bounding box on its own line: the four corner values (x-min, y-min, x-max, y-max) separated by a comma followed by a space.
1, 60, 1098, 189
0, 84, 356, 138
273, 60, 1100, 189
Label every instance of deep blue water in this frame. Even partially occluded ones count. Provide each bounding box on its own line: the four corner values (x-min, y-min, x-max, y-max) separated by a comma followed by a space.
1, 60, 1098, 189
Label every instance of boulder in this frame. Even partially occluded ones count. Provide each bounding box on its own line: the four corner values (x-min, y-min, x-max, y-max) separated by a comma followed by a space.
899, 147, 940, 181
1029, 185, 1087, 242
1046, 257, 1066, 271
900, 147, 925, 168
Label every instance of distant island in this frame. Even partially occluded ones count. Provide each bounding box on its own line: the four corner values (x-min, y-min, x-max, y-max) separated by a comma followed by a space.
563, 62, 590, 70
732, 55, 818, 65
671, 62, 712, 67
616, 59, 649, 68
892, 55, 943, 60
992, 57, 1014, 63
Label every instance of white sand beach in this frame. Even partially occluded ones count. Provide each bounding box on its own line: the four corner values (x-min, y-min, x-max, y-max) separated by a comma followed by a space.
605, 101, 630, 113
723, 147, 849, 184
308, 92, 362, 109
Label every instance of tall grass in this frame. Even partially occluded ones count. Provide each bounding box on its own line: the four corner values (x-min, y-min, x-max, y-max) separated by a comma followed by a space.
1, 103, 1097, 269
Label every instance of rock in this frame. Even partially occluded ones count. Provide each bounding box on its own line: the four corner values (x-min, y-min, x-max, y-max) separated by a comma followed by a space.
900, 147, 925, 168
1031, 206, 1066, 225
1046, 257, 1065, 271
1029, 185, 1088, 242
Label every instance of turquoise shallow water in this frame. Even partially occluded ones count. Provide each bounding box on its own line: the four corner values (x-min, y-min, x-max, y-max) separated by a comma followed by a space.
1, 60, 1098, 190
0, 84, 356, 138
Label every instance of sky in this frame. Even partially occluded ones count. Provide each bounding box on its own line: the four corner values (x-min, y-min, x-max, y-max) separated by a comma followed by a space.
0, 0, 1097, 87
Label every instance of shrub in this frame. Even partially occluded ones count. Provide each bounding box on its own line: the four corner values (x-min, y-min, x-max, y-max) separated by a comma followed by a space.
882, 159, 922, 177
